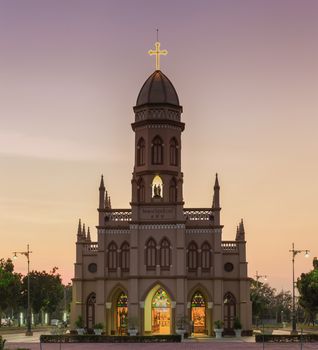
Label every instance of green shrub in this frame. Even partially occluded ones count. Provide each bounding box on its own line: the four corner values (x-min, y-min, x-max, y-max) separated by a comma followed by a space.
75, 315, 84, 328
40, 334, 181, 343
0, 337, 6, 350
214, 320, 223, 329
255, 333, 318, 342
233, 317, 242, 329
94, 322, 104, 329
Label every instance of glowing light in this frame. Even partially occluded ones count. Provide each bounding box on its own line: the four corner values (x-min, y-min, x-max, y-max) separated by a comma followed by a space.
148, 42, 168, 70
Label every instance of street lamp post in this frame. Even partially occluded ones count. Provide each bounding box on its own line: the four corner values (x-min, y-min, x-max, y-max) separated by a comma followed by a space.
289, 242, 309, 335
255, 271, 267, 327
13, 244, 33, 336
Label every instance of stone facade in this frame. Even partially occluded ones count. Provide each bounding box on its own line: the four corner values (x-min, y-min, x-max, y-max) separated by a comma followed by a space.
71, 69, 252, 335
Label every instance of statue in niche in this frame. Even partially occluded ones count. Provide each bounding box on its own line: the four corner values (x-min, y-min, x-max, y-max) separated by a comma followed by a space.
153, 184, 162, 198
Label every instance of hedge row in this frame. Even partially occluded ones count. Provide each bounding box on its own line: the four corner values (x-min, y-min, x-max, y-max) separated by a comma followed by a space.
40, 334, 181, 343
255, 333, 318, 343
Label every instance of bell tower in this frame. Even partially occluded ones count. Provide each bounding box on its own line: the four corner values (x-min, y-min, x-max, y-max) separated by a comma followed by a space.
131, 42, 185, 222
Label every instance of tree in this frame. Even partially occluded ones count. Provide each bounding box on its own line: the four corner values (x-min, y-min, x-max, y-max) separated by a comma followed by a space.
0, 259, 22, 326
250, 279, 292, 324
274, 290, 292, 323
250, 279, 276, 322
21, 267, 64, 323
297, 257, 318, 325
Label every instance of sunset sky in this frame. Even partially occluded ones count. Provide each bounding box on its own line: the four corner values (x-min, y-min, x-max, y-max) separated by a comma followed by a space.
0, 0, 317, 292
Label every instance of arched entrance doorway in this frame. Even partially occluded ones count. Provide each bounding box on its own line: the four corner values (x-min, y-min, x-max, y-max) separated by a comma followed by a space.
86, 293, 96, 328
191, 292, 206, 334
151, 288, 171, 334
116, 292, 128, 335
224, 292, 236, 330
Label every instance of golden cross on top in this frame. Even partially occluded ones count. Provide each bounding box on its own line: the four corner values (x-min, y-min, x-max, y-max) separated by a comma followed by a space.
148, 41, 168, 71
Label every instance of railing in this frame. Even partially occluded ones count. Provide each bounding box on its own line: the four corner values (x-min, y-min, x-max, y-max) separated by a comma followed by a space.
107, 209, 132, 222
184, 208, 213, 221
84, 242, 98, 252
221, 241, 238, 252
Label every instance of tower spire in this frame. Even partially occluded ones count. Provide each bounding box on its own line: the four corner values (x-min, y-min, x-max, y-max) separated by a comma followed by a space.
82, 223, 86, 240
212, 173, 220, 209
236, 219, 245, 241
87, 227, 91, 241
99, 175, 105, 210
77, 218, 82, 235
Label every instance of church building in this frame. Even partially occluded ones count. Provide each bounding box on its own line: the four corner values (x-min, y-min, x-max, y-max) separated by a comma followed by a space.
71, 41, 252, 336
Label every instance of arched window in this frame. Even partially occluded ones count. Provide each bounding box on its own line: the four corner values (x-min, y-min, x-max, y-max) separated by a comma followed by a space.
187, 241, 198, 271
86, 292, 96, 328
108, 242, 117, 271
169, 138, 178, 166
224, 292, 236, 330
152, 175, 163, 198
201, 242, 211, 271
137, 177, 145, 202
120, 242, 130, 272
145, 238, 157, 270
137, 138, 145, 166
169, 177, 177, 202
152, 136, 163, 165
160, 238, 171, 270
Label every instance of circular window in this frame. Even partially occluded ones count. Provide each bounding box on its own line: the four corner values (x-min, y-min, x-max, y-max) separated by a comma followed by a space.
88, 263, 97, 273
224, 262, 234, 272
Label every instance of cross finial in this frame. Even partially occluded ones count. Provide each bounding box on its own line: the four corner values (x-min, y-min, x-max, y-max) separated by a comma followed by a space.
148, 34, 168, 71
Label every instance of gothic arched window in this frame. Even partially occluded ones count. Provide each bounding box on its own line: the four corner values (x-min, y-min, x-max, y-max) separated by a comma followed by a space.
137, 178, 145, 202
169, 177, 177, 202
145, 238, 156, 270
169, 138, 178, 166
152, 136, 163, 165
201, 242, 211, 271
160, 238, 171, 270
108, 242, 117, 271
137, 138, 145, 166
187, 241, 198, 271
120, 241, 130, 272
86, 292, 96, 328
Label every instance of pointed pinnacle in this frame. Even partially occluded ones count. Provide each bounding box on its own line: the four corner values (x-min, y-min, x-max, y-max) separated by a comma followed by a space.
77, 218, 82, 235
214, 173, 220, 189
239, 219, 245, 234
87, 227, 91, 241
99, 174, 105, 190
82, 223, 86, 238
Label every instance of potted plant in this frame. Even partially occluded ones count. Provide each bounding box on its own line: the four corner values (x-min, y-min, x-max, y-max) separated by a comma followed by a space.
75, 315, 85, 335
233, 317, 242, 337
175, 316, 187, 340
93, 322, 104, 335
127, 317, 138, 336
213, 320, 223, 339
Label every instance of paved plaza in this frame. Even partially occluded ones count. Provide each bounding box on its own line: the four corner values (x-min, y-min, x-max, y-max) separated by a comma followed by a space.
2, 332, 318, 350
4, 342, 318, 350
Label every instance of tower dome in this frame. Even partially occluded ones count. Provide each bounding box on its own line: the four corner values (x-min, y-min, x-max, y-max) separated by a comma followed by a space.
136, 70, 180, 107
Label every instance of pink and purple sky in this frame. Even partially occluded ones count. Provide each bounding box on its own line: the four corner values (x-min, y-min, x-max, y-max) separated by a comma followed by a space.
0, 0, 317, 291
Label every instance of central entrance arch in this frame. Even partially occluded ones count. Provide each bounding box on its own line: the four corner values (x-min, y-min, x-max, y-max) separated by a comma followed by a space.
191, 291, 206, 334
144, 284, 172, 335
152, 288, 171, 334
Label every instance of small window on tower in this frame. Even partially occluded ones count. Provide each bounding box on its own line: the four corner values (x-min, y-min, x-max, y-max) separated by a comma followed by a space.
152, 175, 163, 198
151, 136, 163, 165
137, 138, 145, 166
